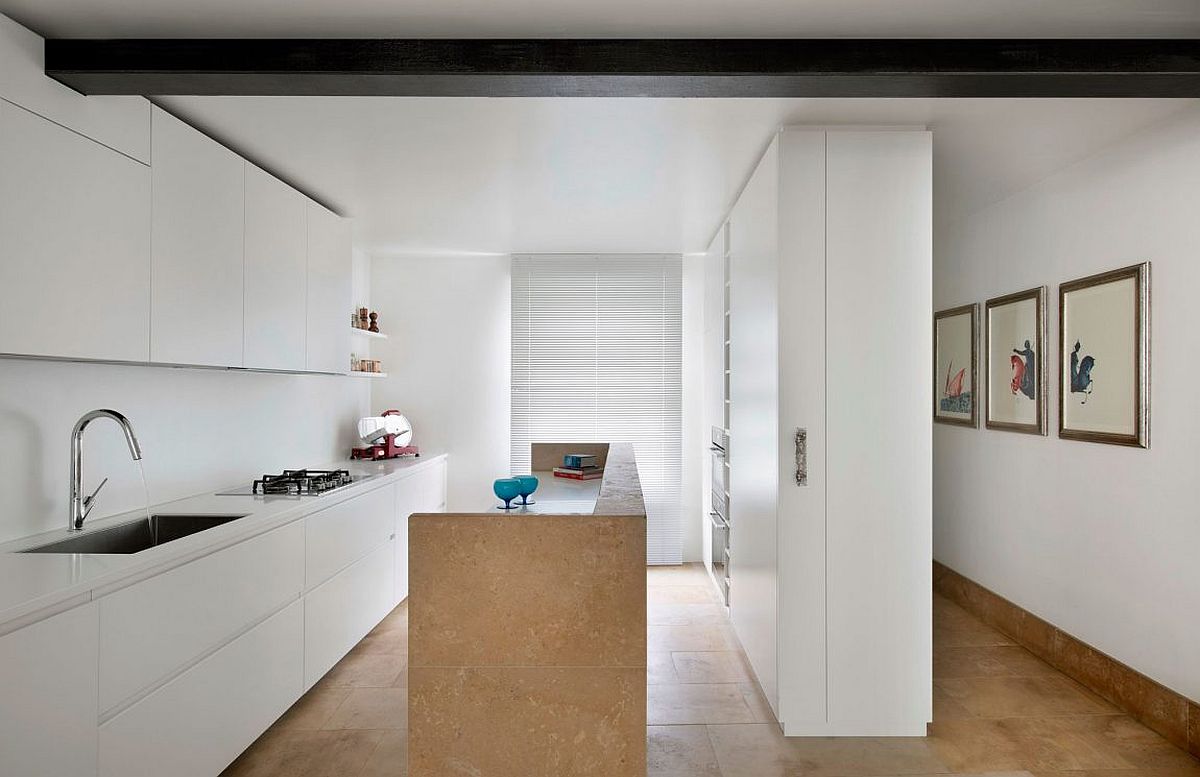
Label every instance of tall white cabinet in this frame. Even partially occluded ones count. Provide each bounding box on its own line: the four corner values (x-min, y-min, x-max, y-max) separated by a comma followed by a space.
723, 128, 932, 736
244, 164, 308, 371
150, 106, 246, 367
305, 202, 352, 373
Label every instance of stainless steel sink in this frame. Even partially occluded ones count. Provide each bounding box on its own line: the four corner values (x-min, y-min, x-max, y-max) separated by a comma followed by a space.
20, 514, 249, 554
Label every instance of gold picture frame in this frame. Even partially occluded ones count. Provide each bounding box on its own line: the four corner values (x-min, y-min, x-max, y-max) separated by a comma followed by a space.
933, 303, 978, 428
1058, 262, 1150, 448
985, 286, 1047, 435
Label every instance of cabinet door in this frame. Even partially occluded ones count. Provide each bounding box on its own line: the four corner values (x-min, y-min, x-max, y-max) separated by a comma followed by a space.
0, 604, 99, 777
0, 99, 150, 362
150, 106, 245, 367
244, 164, 307, 371
99, 600, 303, 777
0, 15, 150, 163
728, 135, 780, 715
304, 542, 394, 689
305, 201, 351, 373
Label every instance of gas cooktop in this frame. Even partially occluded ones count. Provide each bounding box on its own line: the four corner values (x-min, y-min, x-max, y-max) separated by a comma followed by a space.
216, 469, 374, 497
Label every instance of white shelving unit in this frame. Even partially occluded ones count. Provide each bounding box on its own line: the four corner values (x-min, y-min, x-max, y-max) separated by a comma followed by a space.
350, 328, 388, 340
348, 370, 388, 379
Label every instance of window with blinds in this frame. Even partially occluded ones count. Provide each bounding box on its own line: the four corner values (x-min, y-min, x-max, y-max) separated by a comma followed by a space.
511, 254, 683, 565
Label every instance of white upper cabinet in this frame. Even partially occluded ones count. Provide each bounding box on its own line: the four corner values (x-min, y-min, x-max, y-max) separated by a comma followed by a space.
0, 14, 149, 163
0, 99, 151, 362
305, 202, 351, 373
150, 106, 246, 367
244, 165, 308, 371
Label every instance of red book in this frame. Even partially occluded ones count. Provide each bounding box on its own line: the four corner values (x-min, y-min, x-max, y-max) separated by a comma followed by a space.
553, 469, 604, 480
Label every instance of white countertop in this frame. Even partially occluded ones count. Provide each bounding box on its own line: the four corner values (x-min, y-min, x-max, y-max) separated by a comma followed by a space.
0, 454, 446, 634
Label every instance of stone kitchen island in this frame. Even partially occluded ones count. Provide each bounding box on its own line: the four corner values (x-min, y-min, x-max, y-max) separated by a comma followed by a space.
408, 442, 646, 777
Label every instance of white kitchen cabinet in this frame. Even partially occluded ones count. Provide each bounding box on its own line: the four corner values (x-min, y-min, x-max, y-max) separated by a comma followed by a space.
305, 201, 352, 373
0, 603, 100, 777
728, 137, 781, 715
0, 14, 149, 163
304, 541, 394, 689
244, 164, 308, 371
98, 600, 303, 777
394, 459, 448, 604
305, 485, 395, 591
0, 99, 151, 362
150, 105, 246, 367
98, 522, 304, 713
724, 129, 931, 736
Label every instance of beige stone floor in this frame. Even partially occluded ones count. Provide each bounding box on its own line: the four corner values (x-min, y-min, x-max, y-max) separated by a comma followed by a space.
223, 563, 1200, 777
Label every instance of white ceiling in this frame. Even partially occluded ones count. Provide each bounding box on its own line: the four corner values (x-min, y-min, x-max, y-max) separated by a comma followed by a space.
152, 96, 1193, 256
4, 0, 1200, 38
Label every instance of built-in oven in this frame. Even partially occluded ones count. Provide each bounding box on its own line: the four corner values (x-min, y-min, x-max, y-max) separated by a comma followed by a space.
709, 427, 730, 606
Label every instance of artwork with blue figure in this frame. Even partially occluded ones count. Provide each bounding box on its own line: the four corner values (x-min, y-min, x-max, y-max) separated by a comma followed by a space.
1069, 340, 1096, 403
1010, 339, 1036, 400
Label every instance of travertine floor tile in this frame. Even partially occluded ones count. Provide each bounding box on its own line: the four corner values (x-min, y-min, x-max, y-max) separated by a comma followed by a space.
324, 687, 408, 730
272, 682, 352, 731
323, 652, 407, 688
648, 683, 758, 725
648, 601, 729, 626
707, 723, 951, 777
648, 725, 722, 776
649, 585, 722, 605
935, 599, 1017, 648
359, 730, 408, 777
351, 629, 408, 656
672, 651, 755, 684
647, 563, 712, 588
649, 623, 740, 652
649, 652, 680, 684
738, 681, 778, 724
935, 675, 1116, 718
220, 729, 384, 777
934, 645, 1060, 679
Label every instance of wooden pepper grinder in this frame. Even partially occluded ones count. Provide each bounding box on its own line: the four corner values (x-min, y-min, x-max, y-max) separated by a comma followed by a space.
368, 311, 380, 333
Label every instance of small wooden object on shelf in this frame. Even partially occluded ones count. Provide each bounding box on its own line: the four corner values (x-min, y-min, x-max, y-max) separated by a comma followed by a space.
368, 311, 379, 333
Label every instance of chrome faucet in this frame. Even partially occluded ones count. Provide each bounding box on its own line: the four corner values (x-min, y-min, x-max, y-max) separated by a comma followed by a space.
69, 409, 143, 531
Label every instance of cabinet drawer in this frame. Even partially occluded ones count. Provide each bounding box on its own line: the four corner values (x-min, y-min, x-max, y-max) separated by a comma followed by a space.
304, 541, 394, 689
99, 600, 303, 777
306, 485, 395, 590
99, 521, 304, 713
0, 604, 99, 777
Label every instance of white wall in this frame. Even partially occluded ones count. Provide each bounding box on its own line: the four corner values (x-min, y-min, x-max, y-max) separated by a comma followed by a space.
934, 105, 1200, 702
369, 254, 511, 511
0, 359, 368, 544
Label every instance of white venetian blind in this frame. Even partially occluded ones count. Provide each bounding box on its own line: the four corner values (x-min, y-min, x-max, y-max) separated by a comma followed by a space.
511, 254, 683, 565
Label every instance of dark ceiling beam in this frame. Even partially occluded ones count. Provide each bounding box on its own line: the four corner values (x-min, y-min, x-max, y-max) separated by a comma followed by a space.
44, 38, 1200, 98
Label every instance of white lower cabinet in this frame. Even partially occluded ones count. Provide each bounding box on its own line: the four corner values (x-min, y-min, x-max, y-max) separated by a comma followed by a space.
304, 541, 394, 689
99, 521, 304, 714
99, 600, 303, 777
306, 485, 394, 590
0, 603, 100, 777
394, 460, 448, 604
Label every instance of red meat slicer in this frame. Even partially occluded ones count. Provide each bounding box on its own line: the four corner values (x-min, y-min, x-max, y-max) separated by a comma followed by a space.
351, 410, 420, 460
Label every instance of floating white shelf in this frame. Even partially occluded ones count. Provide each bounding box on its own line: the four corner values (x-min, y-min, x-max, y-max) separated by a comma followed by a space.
350, 328, 388, 340
349, 370, 388, 378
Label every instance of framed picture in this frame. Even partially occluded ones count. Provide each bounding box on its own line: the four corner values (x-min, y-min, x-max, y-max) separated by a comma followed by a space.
985, 286, 1047, 435
1058, 262, 1150, 447
933, 303, 978, 427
